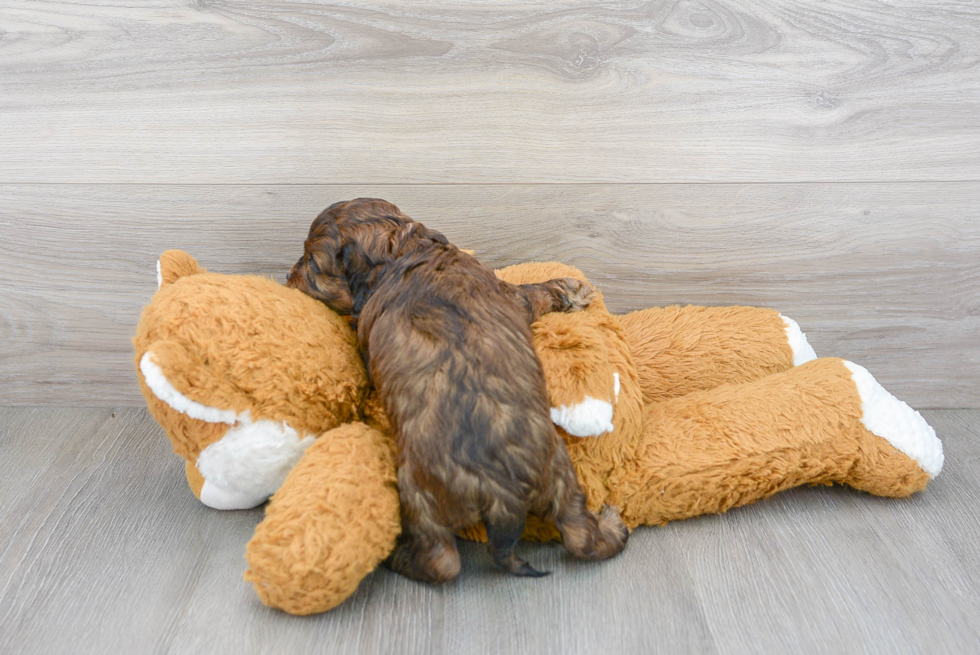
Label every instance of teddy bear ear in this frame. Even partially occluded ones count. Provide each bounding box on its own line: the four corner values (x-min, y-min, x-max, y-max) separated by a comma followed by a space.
156, 250, 207, 289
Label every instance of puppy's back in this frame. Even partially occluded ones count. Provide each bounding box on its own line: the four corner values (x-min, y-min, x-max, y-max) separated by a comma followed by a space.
362, 248, 557, 523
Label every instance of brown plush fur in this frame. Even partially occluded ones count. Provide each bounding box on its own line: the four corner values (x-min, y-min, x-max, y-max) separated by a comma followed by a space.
134, 252, 368, 461
607, 357, 930, 527
286, 199, 628, 581
244, 422, 401, 614
136, 251, 937, 615
617, 305, 795, 404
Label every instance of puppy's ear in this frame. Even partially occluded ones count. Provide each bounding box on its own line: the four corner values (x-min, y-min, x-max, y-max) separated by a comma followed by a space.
408, 222, 449, 246
344, 221, 446, 271
286, 237, 355, 316
391, 222, 449, 253
308, 250, 355, 315
349, 227, 401, 269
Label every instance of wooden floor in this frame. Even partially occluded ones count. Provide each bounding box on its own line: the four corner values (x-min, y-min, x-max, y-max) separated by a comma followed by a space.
0, 407, 977, 654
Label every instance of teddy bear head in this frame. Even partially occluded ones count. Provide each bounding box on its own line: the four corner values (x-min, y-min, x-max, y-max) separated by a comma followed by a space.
133, 250, 370, 509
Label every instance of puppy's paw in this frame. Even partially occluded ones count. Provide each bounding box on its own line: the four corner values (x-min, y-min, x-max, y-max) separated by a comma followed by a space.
553, 278, 595, 313
599, 505, 629, 540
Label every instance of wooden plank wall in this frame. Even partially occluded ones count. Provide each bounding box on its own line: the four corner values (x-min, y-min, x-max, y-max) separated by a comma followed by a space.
0, 1, 978, 407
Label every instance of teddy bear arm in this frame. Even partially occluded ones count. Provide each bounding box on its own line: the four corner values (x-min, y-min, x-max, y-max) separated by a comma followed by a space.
609, 358, 941, 528
244, 422, 401, 615
617, 305, 817, 404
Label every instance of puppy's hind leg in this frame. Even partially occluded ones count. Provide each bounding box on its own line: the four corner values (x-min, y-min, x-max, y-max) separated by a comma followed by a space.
549, 447, 629, 561
387, 471, 461, 584
484, 510, 549, 578
388, 518, 461, 584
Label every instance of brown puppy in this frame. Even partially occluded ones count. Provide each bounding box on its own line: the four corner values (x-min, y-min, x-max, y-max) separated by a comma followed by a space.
287, 198, 628, 582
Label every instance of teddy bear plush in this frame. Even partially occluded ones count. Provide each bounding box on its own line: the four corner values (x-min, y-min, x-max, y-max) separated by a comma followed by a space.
134, 250, 943, 615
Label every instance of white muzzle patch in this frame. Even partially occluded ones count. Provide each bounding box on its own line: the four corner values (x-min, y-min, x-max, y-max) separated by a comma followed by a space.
140, 351, 314, 509
196, 417, 315, 510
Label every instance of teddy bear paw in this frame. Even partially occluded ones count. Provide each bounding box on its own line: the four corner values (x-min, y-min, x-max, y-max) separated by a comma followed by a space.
780, 314, 818, 366
844, 361, 944, 478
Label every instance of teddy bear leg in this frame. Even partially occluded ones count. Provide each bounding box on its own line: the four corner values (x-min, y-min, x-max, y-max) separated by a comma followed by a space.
836, 361, 942, 495
609, 358, 942, 528
617, 305, 817, 403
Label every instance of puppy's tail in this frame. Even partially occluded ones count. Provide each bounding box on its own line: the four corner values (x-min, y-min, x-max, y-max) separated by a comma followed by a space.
549, 444, 629, 561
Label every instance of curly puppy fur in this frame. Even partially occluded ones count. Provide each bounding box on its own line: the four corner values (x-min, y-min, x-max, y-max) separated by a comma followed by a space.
287, 198, 628, 582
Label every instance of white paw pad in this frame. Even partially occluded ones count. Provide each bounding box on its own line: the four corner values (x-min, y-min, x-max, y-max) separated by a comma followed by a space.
551, 371, 621, 437
551, 398, 614, 437
844, 361, 944, 477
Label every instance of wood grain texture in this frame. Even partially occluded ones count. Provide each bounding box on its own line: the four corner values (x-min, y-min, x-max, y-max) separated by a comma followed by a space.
1, 183, 976, 407
0, 0, 978, 183
1, 408, 978, 654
